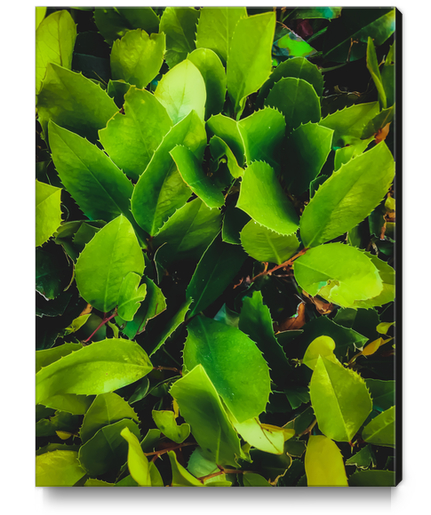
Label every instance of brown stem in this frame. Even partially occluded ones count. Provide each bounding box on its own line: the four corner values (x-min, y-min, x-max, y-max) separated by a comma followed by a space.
298, 418, 317, 437
153, 366, 182, 376
251, 248, 308, 283
83, 310, 117, 343
197, 467, 252, 483
144, 442, 197, 458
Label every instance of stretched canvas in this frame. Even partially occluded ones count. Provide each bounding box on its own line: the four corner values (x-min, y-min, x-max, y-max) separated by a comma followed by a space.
35, 6, 401, 487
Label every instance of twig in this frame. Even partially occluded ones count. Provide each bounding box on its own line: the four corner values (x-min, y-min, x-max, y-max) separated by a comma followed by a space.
251, 248, 308, 283
153, 366, 182, 376
83, 309, 117, 343
144, 442, 197, 459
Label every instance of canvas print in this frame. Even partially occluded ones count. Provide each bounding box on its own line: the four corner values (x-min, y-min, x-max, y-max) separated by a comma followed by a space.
35, 6, 400, 487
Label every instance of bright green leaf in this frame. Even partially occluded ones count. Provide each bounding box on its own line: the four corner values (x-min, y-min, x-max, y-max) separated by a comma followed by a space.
188, 48, 226, 119
309, 356, 372, 442
305, 435, 348, 486
275, 29, 317, 59
334, 137, 373, 170
155, 60, 206, 125
240, 220, 300, 265
206, 114, 245, 166
152, 410, 190, 444
169, 364, 244, 467
111, 29, 165, 89
36, 180, 62, 247
300, 143, 395, 247
209, 136, 244, 179
195, 7, 247, 64
237, 161, 299, 236
362, 406, 396, 447
264, 77, 320, 134
159, 7, 200, 68
243, 473, 272, 487
36, 338, 153, 405
232, 416, 294, 455
227, 12, 276, 118
183, 315, 271, 423
366, 37, 387, 108
294, 244, 383, 308
289, 7, 342, 20
283, 123, 333, 195
78, 419, 140, 477
80, 393, 139, 444
170, 145, 225, 209
75, 215, 144, 313
168, 451, 203, 486
36, 450, 86, 486
121, 426, 151, 486
302, 336, 339, 370
36, 6, 47, 29
36, 10, 77, 95
99, 87, 172, 182
36, 342, 82, 373
117, 273, 147, 322
222, 204, 250, 245
131, 110, 206, 235
348, 469, 396, 486
38, 64, 118, 143
351, 253, 395, 308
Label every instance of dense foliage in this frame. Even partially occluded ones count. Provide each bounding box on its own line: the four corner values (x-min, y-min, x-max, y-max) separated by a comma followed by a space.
35, 6, 399, 487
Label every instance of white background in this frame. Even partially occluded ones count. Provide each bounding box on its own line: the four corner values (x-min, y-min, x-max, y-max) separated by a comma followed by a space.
2, 0, 427, 513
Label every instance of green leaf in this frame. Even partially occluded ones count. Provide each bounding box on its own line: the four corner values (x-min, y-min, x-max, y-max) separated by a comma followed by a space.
152, 410, 190, 443
38, 395, 94, 416
106, 79, 131, 108
36, 450, 86, 486
120, 277, 167, 339
94, 7, 160, 46
304, 435, 348, 486
382, 43, 395, 107
319, 102, 380, 148
366, 379, 395, 412
274, 29, 317, 59
309, 356, 372, 442
345, 444, 376, 469
323, 8, 396, 63
207, 114, 245, 166
120, 426, 151, 486
366, 37, 387, 108
117, 273, 147, 322
361, 106, 395, 139
80, 393, 139, 444
36, 244, 71, 301
48, 122, 135, 227
237, 161, 299, 236
349, 470, 396, 487
227, 12, 276, 117
170, 145, 225, 209
238, 107, 286, 173
351, 253, 395, 308
283, 123, 333, 195
294, 244, 383, 308
243, 473, 271, 487
209, 136, 244, 179
240, 221, 300, 265
131, 110, 206, 235
36, 6, 47, 29
36, 342, 82, 373
78, 418, 140, 477
36, 10, 77, 95
186, 234, 247, 317
75, 215, 144, 313
238, 291, 292, 389
36, 180, 62, 247
153, 198, 222, 270
110, 29, 165, 89
169, 364, 243, 467
36, 338, 153, 405
155, 60, 206, 125
144, 299, 192, 357
159, 7, 200, 69
334, 137, 373, 171
362, 406, 396, 447
99, 87, 172, 182
187, 48, 226, 119
302, 336, 339, 370
264, 78, 320, 134
168, 451, 203, 486
300, 143, 395, 247
232, 417, 294, 455
195, 7, 247, 64
222, 204, 250, 245
37, 64, 118, 143
183, 315, 271, 423
257, 57, 324, 107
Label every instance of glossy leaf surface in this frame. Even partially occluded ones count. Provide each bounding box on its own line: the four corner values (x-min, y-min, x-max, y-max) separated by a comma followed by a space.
36, 180, 62, 247
36, 338, 153, 405
300, 143, 395, 247
362, 406, 395, 447
152, 410, 190, 444
305, 436, 348, 486
75, 215, 144, 313
309, 356, 372, 442
183, 316, 271, 422
36, 450, 86, 486
121, 426, 151, 486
